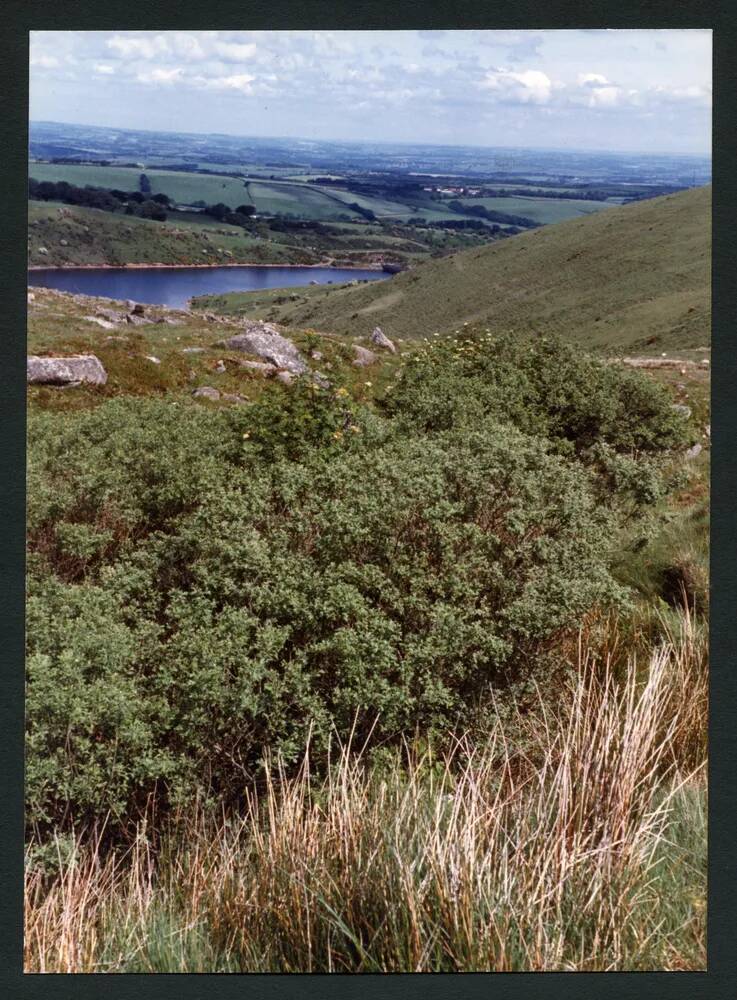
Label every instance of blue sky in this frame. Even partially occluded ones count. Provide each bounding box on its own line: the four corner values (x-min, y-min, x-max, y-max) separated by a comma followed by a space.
29, 30, 712, 155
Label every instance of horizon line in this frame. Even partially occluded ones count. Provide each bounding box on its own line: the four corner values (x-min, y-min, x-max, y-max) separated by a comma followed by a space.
29, 119, 713, 162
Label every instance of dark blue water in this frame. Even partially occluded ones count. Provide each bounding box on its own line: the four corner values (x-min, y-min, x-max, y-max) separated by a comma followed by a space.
28, 265, 389, 309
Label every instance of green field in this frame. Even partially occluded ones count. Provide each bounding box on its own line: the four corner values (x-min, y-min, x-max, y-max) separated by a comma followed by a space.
28, 161, 253, 207
29, 161, 145, 190
246, 181, 362, 220
199, 187, 711, 352
453, 195, 613, 224
147, 171, 252, 207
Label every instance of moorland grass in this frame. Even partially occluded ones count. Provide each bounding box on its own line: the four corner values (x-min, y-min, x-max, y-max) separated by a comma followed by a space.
24, 605, 707, 972
220, 186, 710, 349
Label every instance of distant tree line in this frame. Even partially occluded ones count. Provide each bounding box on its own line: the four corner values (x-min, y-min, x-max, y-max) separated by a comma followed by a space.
446, 200, 538, 228
407, 218, 503, 233
347, 202, 376, 221
197, 202, 256, 224
29, 178, 169, 221
29, 178, 262, 228
476, 188, 613, 202
43, 158, 145, 168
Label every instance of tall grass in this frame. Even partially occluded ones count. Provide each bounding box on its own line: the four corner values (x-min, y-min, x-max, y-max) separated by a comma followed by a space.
24, 607, 707, 973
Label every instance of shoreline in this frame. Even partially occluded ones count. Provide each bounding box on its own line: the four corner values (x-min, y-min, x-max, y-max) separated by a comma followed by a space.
28, 260, 385, 272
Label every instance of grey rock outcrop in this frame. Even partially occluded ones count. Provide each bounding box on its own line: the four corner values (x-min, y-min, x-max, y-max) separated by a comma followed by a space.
237, 359, 277, 375
192, 386, 221, 401
222, 321, 308, 374
276, 371, 295, 386
622, 357, 695, 371
27, 354, 107, 386
685, 443, 703, 460
84, 316, 117, 330
352, 345, 378, 367
671, 404, 692, 418
370, 326, 396, 353
97, 308, 127, 324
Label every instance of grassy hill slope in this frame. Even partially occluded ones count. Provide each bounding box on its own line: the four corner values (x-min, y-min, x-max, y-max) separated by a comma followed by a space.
211, 186, 710, 352
28, 201, 317, 267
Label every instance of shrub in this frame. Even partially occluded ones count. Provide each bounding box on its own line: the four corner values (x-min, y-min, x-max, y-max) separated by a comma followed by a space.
27, 332, 687, 834
27, 398, 623, 832
384, 331, 687, 454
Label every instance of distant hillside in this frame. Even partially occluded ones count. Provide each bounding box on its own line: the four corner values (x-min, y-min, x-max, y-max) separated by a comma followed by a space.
223, 186, 710, 352
27, 201, 316, 268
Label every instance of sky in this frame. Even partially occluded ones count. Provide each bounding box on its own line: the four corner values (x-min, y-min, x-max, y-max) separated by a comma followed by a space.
29, 29, 712, 156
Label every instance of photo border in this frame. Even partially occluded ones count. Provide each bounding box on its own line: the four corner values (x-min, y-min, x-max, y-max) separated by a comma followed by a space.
2, 2, 734, 997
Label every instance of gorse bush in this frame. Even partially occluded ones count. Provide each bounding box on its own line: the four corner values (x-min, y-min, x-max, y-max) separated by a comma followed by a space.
384, 331, 687, 453
26, 334, 687, 833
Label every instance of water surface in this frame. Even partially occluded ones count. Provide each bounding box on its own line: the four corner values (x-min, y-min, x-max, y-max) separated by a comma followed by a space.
28, 265, 388, 309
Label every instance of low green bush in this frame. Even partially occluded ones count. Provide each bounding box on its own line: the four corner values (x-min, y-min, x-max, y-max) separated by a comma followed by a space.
384, 332, 687, 454
26, 334, 686, 834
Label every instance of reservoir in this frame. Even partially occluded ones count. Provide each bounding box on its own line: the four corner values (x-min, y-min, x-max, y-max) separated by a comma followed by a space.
27, 265, 389, 310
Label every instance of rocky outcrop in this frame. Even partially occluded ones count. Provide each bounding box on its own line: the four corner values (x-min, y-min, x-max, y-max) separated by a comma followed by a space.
221, 321, 308, 374
84, 316, 117, 329
192, 386, 221, 401
27, 354, 107, 387
352, 345, 378, 367
237, 359, 277, 376
621, 357, 705, 371
97, 308, 128, 324
370, 327, 396, 353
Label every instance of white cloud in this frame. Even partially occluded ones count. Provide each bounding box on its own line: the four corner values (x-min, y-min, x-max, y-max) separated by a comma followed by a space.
661, 84, 711, 104
586, 85, 622, 107
94, 63, 115, 75
107, 35, 170, 60
136, 67, 184, 86
194, 72, 256, 94
170, 34, 207, 60
212, 41, 257, 63
480, 68, 553, 104
30, 52, 59, 69
577, 73, 609, 87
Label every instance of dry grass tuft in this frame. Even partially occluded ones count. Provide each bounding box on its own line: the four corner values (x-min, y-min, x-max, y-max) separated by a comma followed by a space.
24, 607, 707, 973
